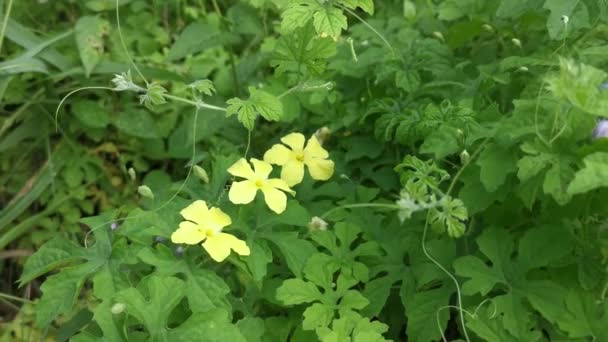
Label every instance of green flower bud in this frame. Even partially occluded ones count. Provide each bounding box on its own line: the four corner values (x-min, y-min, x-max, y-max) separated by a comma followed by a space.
127, 167, 136, 181
460, 150, 470, 165
111, 303, 126, 315
193, 165, 210, 184
137, 185, 155, 199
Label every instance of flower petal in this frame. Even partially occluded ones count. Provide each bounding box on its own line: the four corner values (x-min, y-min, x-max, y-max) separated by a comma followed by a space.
264, 144, 293, 165
304, 135, 329, 158
228, 180, 258, 204
266, 178, 296, 195
207, 207, 232, 231
251, 158, 273, 179
306, 158, 335, 181
281, 133, 305, 152
261, 185, 288, 214
179, 200, 209, 224
171, 221, 206, 245
202, 233, 250, 262
227, 158, 256, 180
280, 161, 305, 186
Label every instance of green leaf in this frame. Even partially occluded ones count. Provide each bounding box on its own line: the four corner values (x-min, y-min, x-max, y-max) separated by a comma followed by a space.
567, 152, 608, 195
19, 237, 85, 285
72, 100, 109, 128
476, 143, 517, 192
281, 1, 317, 34
0, 56, 48, 75
139, 83, 168, 110
516, 153, 553, 182
543, 0, 590, 40
115, 276, 186, 340
271, 25, 336, 76
339, 290, 369, 311
517, 225, 572, 271
74, 16, 108, 77
312, 6, 347, 39
189, 79, 216, 96
276, 278, 323, 305
138, 245, 231, 312
496, 0, 540, 19
113, 109, 161, 139
545, 58, 608, 117
542, 159, 574, 205
302, 303, 335, 330
167, 22, 223, 61
400, 285, 454, 342
338, 0, 374, 14
35, 266, 92, 327
438, 0, 476, 21
168, 310, 247, 342
226, 87, 283, 130
263, 232, 316, 278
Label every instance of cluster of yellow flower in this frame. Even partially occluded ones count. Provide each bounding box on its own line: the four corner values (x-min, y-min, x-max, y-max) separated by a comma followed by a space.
170, 132, 334, 262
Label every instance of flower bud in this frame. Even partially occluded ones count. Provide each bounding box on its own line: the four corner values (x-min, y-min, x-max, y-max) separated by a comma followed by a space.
128, 167, 136, 181
314, 127, 332, 145
460, 150, 471, 165
111, 303, 126, 315
511, 38, 522, 48
482, 24, 493, 32
193, 165, 210, 184
137, 185, 155, 199
593, 119, 608, 139
561, 15, 569, 25
518, 66, 529, 72
432, 31, 445, 42
308, 216, 328, 231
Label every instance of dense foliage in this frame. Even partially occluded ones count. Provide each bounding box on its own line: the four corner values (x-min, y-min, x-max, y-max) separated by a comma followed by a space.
2, 0, 608, 341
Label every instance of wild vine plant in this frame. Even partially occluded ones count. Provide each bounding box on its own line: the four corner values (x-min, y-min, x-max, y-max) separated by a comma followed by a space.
9, 0, 608, 341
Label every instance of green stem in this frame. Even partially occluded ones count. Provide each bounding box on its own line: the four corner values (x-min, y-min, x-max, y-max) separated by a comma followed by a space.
0, 0, 14, 54
338, 4, 395, 55
163, 93, 226, 112
321, 203, 400, 219
0, 291, 33, 304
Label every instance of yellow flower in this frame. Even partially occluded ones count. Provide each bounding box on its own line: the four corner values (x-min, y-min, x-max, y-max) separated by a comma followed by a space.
263, 133, 334, 186
227, 158, 295, 214
171, 200, 250, 262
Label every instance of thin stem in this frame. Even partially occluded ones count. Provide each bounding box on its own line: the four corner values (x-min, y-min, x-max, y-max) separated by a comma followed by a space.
163, 93, 226, 112
0, 0, 14, 54
446, 137, 490, 196
54, 86, 115, 131
422, 211, 471, 342
321, 203, 400, 219
115, 0, 148, 85
338, 5, 395, 55
83, 107, 201, 247
0, 292, 33, 304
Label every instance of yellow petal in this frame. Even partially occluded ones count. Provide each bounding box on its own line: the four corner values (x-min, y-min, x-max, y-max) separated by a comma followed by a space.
281, 133, 305, 152
280, 161, 305, 186
179, 200, 209, 224
202, 233, 250, 262
261, 185, 288, 214
171, 221, 206, 245
207, 207, 232, 230
306, 158, 335, 181
228, 180, 258, 204
251, 158, 273, 179
304, 135, 329, 159
266, 178, 295, 195
264, 144, 293, 165
227, 158, 255, 180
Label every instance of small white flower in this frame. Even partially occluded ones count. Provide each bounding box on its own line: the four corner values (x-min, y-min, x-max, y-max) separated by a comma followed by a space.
561, 15, 569, 25
308, 216, 329, 231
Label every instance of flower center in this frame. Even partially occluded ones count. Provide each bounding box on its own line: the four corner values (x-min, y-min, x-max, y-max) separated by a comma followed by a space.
205, 228, 216, 238
255, 179, 264, 188
296, 153, 305, 162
